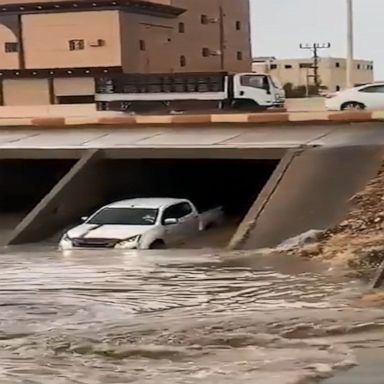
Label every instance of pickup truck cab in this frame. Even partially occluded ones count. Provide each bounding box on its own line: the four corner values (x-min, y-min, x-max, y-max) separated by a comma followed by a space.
59, 198, 223, 250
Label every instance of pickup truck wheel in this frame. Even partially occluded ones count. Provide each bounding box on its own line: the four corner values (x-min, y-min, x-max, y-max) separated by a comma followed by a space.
149, 240, 167, 249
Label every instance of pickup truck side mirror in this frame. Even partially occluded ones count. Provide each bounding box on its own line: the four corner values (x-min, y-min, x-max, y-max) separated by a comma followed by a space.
164, 218, 178, 226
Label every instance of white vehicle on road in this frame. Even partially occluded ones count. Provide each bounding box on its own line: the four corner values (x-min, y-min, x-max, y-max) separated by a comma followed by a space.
59, 198, 224, 250
325, 82, 384, 111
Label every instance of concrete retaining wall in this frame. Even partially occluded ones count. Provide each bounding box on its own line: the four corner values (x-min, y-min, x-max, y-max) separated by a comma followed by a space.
7, 150, 105, 245
233, 146, 384, 249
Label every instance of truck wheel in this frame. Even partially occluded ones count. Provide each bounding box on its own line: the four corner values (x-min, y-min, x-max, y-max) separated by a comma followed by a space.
233, 99, 263, 112
149, 240, 167, 249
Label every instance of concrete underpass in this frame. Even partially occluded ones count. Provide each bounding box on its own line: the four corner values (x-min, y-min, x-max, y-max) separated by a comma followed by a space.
3, 151, 282, 247
1, 123, 384, 249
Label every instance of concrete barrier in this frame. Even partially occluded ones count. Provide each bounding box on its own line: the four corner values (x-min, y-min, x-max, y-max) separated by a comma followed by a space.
0, 110, 384, 128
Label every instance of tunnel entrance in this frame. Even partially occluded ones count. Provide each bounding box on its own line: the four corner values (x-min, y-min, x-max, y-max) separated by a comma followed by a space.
103, 158, 279, 248
0, 160, 76, 244
5, 155, 281, 248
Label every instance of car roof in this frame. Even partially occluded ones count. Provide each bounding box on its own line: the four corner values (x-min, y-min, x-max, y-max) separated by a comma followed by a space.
105, 198, 187, 209
356, 82, 384, 88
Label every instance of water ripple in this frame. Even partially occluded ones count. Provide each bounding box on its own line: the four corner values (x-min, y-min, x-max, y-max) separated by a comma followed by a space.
0, 249, 377, 383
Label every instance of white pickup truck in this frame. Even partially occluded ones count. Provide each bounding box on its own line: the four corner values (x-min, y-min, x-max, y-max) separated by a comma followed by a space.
59, 198, 224, 250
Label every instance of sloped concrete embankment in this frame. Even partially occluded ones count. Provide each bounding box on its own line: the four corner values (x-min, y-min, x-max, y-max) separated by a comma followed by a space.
230, 146, 384, 250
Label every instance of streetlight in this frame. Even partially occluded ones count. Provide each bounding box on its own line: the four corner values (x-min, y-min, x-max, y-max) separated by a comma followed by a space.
346, 0, 354, 88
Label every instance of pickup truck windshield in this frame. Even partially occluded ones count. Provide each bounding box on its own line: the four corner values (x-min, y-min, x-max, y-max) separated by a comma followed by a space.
88, 208, 159, 226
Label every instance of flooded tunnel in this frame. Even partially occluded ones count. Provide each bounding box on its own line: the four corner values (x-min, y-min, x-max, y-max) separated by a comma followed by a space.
1, 125, 381, 251
106, 158, 277, 217
3, 153, 281, 248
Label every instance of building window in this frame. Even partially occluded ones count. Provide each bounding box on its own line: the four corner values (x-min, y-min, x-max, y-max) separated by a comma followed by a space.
89, 39, 105, 47
180, 55, 186, 67
69, 39, 84, 51
237, 51, 243, 61
299, 63, 312, 68
285, 64, 293, 69
201, 14, 208, 24
357, 64, 361, 70
270, 64, 278, 69
335, 62, 340, 68
236, 21, 241, 30
4, 42, 18, 53
202, 47, 210, 57
336, 85, 341, 91
139, 40, 146, 51
178, 22, 185, 33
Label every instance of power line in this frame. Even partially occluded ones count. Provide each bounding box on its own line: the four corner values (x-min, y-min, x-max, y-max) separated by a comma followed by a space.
299, 43, 331, 93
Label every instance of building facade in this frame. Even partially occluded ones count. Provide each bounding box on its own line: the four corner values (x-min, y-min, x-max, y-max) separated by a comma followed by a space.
0, 0, 251, 105
252, 57, 374, 93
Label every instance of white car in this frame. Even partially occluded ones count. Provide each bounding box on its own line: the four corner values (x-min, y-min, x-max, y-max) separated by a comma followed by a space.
59, 198, 224, 250
326, 82, 384, 111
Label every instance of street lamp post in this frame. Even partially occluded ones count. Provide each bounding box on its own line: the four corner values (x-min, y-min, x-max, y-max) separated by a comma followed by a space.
346, 0, 354, 88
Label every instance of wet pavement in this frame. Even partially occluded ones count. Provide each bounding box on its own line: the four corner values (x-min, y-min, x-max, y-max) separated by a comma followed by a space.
0, 247, 383, 384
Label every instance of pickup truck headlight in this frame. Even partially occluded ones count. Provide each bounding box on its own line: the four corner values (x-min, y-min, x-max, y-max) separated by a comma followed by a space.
115, 235, 141, 249
59, 233, 73, 250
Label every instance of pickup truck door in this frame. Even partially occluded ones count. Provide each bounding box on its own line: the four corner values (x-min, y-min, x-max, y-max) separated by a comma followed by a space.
162, 202, 199, 245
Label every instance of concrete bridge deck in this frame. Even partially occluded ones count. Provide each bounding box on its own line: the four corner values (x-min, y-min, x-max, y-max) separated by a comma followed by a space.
0, 123, 383, 152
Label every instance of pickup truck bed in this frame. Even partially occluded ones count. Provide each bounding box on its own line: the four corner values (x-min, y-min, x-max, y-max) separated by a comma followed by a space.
199, 206, 225, 231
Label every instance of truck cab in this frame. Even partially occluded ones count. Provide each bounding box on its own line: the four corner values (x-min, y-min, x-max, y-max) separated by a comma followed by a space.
231, 73, 285, 109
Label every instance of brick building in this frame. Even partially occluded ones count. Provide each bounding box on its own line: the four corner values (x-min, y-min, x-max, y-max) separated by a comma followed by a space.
0, 0, 251, 105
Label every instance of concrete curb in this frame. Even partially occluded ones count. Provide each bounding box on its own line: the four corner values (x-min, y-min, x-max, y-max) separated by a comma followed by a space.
0, 111, 383, 127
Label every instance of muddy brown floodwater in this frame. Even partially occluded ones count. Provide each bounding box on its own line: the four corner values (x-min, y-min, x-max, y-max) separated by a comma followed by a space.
0, 246, 383, 384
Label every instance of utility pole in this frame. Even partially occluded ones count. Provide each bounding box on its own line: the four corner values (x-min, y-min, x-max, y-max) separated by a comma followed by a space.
346, 0, 354, 88
299, 43, 331, 94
